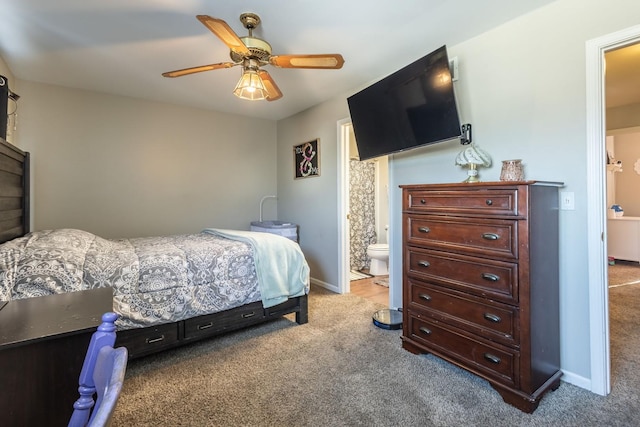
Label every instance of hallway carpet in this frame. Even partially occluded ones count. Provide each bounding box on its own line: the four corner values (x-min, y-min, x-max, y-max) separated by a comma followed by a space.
609, 259, 640, 287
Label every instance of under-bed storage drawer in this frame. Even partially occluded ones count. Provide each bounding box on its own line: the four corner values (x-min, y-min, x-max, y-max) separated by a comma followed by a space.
184, 301, 266, 340
116, 322, 180, 359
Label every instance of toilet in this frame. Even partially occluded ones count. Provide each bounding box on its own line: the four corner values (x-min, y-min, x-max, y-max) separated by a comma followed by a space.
367, 243, 389, 275
367, 226, 389, 276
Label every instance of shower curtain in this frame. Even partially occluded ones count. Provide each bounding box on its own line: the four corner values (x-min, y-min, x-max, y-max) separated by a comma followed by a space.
349, 159, 377, 271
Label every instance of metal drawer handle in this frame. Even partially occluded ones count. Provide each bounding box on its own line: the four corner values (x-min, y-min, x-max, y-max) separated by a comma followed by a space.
242, 312, 256, 318
483, 313, 502, 323
418, 226, 430, 233
481, 233, 499, 240
481, 272, 499, 282
419, 326, 432, 335
420, 199, 426, 204
418, 293, 432, 302
483, 353, 501, 364
146, 335, 165, 344
418, 261, 430, 268
197, 322, 214, 330
486, 199, 493, 206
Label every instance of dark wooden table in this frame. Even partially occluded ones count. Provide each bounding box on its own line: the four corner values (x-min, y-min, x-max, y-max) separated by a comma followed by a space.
0, 287, 113, 426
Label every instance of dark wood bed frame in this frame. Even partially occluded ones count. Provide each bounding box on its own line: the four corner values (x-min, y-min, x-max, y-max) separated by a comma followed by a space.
0, 137, 309, 359
0, 137, 30, 243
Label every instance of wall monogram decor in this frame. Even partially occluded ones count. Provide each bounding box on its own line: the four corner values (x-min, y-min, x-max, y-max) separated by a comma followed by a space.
294, 139, 320, 179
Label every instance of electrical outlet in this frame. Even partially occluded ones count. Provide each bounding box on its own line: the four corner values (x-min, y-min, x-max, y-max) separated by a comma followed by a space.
560, 191, 575, 210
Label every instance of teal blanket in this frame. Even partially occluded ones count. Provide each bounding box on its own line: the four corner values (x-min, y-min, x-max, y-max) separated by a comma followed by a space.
203, 229, 310, 308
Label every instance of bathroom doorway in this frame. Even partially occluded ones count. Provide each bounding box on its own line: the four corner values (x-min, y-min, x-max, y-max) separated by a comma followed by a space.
349, 157, 377, 274
337, 118, 390, 305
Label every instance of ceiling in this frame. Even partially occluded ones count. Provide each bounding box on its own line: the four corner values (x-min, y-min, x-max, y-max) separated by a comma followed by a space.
605, 42, 640, 109
0, 0, 561, 121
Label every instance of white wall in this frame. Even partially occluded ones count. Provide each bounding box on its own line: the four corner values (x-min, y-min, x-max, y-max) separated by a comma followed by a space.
277, 0, 640, 390
607, 104, 640, 216
375, 156, 389, 244
277, 96, 350, 286
16, 81, 278, 238
608, 102, 640, 130
613, 132, 640, 215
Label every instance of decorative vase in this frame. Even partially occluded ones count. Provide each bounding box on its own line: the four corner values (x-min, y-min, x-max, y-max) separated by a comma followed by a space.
500, 159, 524, 181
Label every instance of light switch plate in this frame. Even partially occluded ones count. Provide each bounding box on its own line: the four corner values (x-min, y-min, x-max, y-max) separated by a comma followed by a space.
560, 191, 575, 210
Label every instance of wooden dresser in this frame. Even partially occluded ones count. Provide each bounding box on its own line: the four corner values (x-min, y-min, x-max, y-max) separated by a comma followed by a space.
400, 181, 562, 413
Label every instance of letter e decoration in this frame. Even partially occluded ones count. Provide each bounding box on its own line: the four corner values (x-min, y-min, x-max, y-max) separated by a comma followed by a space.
294, 139, 320, 179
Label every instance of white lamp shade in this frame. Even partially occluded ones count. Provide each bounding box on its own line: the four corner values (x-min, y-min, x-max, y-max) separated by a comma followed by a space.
455, 143, 492, 167
233, 69, 267, 101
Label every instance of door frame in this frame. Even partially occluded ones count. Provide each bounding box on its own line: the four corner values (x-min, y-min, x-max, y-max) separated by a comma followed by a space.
337, 117, 351, 294
586, 23, 640, 396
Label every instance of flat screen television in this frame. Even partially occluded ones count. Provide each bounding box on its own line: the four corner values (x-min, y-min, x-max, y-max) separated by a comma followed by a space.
347, 45, 462, 161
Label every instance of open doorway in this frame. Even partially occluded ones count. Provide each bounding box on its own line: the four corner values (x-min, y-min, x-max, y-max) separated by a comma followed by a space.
604, 41, 640, 397
337, 119, 390, 306
586, 24, 640, 397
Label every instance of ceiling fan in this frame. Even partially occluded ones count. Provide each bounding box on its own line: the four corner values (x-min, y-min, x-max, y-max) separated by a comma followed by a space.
162, 13, 345, 101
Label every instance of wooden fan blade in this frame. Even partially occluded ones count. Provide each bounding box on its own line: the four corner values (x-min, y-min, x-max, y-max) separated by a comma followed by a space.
258, 70, 283, 101
196, 15, 250, 55
162, 62, 236, 78
269, 54, 345, 69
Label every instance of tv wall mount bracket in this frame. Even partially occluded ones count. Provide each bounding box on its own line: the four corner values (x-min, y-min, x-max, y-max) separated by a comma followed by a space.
460, 123, 472, 145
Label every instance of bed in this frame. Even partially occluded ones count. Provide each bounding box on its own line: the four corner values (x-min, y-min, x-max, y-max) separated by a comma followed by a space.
0, 138, 309, 359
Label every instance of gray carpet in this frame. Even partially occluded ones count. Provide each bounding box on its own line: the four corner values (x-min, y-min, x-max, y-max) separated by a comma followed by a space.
609, 260, 640, 287
112, 284, 640, 426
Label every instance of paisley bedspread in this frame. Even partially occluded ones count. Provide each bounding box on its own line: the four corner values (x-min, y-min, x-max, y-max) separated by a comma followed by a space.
0, 228, 281, 329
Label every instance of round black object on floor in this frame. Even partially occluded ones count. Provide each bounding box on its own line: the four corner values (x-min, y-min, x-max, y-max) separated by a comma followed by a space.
372, 309, 402, 330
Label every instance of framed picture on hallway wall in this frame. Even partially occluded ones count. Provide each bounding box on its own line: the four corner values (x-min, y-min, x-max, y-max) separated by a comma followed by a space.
294, 139, 320, 179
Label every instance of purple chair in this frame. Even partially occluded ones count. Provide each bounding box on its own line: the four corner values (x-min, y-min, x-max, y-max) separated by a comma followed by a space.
68, 312, 128, 427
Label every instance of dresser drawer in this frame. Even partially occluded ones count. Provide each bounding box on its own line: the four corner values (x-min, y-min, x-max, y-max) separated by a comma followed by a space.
407, 315, 518, 387
184, 301, 266, 340
406, 215, 519, 259
406, 247, 518, 304
407, 278, 518, 346
404, 187, 523, 216
116, 322, 179, 359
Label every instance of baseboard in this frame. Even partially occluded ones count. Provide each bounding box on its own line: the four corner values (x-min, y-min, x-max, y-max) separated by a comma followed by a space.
310, 277, 339, 293
559, 369, 593, 393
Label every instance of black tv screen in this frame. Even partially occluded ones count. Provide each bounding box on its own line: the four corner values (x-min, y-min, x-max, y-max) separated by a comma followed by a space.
347, 45, 461, 161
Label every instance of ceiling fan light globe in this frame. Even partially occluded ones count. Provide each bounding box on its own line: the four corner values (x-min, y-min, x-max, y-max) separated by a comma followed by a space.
233, 68, 268, 101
